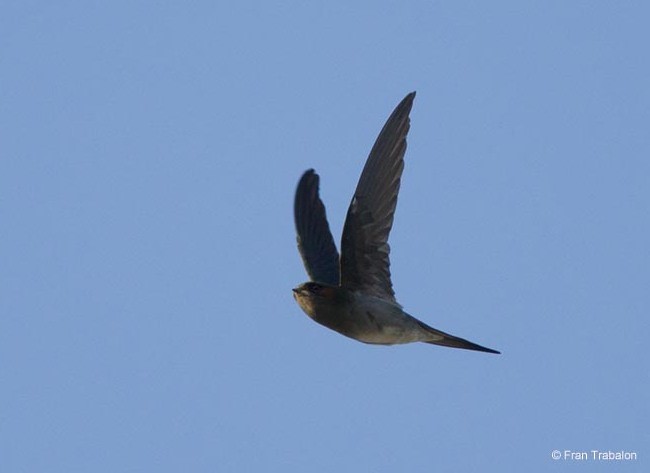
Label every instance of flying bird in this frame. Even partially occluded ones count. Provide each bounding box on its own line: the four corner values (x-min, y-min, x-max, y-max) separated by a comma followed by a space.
293, 92, 499, 354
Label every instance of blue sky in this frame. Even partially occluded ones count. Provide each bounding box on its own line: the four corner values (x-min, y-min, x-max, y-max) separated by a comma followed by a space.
2, 1, 648, 471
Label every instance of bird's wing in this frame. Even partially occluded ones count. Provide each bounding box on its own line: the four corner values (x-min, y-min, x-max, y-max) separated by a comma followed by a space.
340, 92, 415, 302
294, 169, 340, 285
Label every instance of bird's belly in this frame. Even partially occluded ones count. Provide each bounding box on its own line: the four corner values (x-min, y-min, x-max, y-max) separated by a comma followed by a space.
343, 303, 425, 345
295, 291, 427, 345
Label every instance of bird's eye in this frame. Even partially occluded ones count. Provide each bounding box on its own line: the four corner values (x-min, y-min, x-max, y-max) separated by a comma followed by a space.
309, 284, 320, 293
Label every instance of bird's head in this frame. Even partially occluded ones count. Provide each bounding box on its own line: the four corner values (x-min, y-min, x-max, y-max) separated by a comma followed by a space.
292, 281, 338, 299
292, 282, 341, 317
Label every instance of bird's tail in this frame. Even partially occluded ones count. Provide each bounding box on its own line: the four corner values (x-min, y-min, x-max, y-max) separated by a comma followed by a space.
417, 320, 500, 354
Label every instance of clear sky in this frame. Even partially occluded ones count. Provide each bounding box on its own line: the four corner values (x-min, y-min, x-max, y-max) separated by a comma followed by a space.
2, 1, 648, 471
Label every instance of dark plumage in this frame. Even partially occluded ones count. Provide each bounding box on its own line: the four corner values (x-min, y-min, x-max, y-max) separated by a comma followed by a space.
293, 92, 499, 354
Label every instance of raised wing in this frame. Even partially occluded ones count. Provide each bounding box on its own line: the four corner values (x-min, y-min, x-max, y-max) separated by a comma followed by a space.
294, 169, 340, 285
340, 92, 415, 301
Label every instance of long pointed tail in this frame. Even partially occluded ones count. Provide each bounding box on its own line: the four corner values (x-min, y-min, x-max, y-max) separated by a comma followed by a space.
417, 320, 500, 354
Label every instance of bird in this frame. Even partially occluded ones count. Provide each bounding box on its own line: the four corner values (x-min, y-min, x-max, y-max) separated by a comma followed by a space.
292, 92, 500, 354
